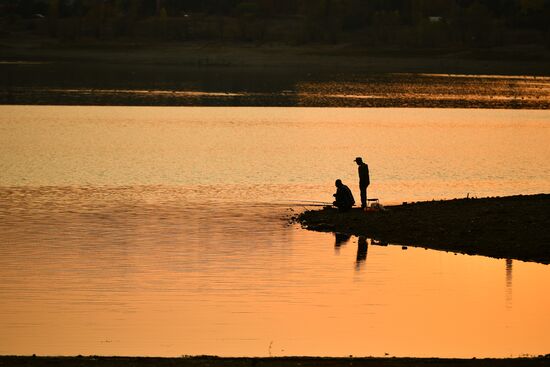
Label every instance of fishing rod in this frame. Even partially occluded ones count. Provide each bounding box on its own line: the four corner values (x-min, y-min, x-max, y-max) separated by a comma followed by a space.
288, 200, 332, 204
274, 200, 333, 206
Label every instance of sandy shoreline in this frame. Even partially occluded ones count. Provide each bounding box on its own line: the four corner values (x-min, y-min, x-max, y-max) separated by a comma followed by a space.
1, 356, 549, 367
295, 194, 550, 264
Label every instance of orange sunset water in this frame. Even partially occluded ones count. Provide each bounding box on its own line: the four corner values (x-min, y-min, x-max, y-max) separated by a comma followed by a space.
1, 106, 549, 357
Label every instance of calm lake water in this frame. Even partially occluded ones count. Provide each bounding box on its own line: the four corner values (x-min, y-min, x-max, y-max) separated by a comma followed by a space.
1, 106, 549, 358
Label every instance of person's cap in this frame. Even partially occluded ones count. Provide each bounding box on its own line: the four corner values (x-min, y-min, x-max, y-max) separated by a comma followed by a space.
354, 157, 363, 162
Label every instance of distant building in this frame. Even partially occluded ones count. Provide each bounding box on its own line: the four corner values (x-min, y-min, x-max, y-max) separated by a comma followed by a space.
428, 16, 443, 23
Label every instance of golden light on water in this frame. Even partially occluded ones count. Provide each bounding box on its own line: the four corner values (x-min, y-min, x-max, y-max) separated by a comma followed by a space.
0, 106, 549, 357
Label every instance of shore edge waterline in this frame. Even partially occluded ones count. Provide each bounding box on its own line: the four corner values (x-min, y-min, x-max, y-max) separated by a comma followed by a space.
294, 194, 550, 264
1, 355, 550, 367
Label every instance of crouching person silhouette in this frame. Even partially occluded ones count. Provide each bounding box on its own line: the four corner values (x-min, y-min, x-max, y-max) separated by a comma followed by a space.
333, 179, 355, 212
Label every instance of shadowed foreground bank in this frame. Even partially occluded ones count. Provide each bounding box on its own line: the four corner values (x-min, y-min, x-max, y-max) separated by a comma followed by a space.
296, 194, 550, 264
1, 356, 550, 367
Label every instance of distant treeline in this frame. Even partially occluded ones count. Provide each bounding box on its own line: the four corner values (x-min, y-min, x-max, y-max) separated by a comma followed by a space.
1, 0, 549, 48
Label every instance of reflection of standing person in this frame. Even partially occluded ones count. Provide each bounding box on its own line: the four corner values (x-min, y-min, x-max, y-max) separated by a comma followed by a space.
354, 157, 370, 209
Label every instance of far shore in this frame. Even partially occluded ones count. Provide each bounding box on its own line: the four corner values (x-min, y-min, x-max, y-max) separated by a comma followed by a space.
1, 355, 550, 367
295, 194, 550, 264
2, 39, 550, 75
1, 40, 550, 108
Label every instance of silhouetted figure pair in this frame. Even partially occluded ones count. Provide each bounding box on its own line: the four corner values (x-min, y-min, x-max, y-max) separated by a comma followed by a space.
354, 157, 370, 209
333, 179, 355, 212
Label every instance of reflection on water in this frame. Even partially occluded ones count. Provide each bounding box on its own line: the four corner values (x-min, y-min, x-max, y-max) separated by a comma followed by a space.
2, 67, 550, 108
333, 233, 371, 271
1, 106, 550, 358
355, 237, 369, 271
0, 186, 549, 358
506, 259, 513, 309
334, 233, 351, 254
296, 73, 550, 109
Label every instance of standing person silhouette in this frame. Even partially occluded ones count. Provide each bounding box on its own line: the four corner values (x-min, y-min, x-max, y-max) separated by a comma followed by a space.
354, 157, 370, 209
